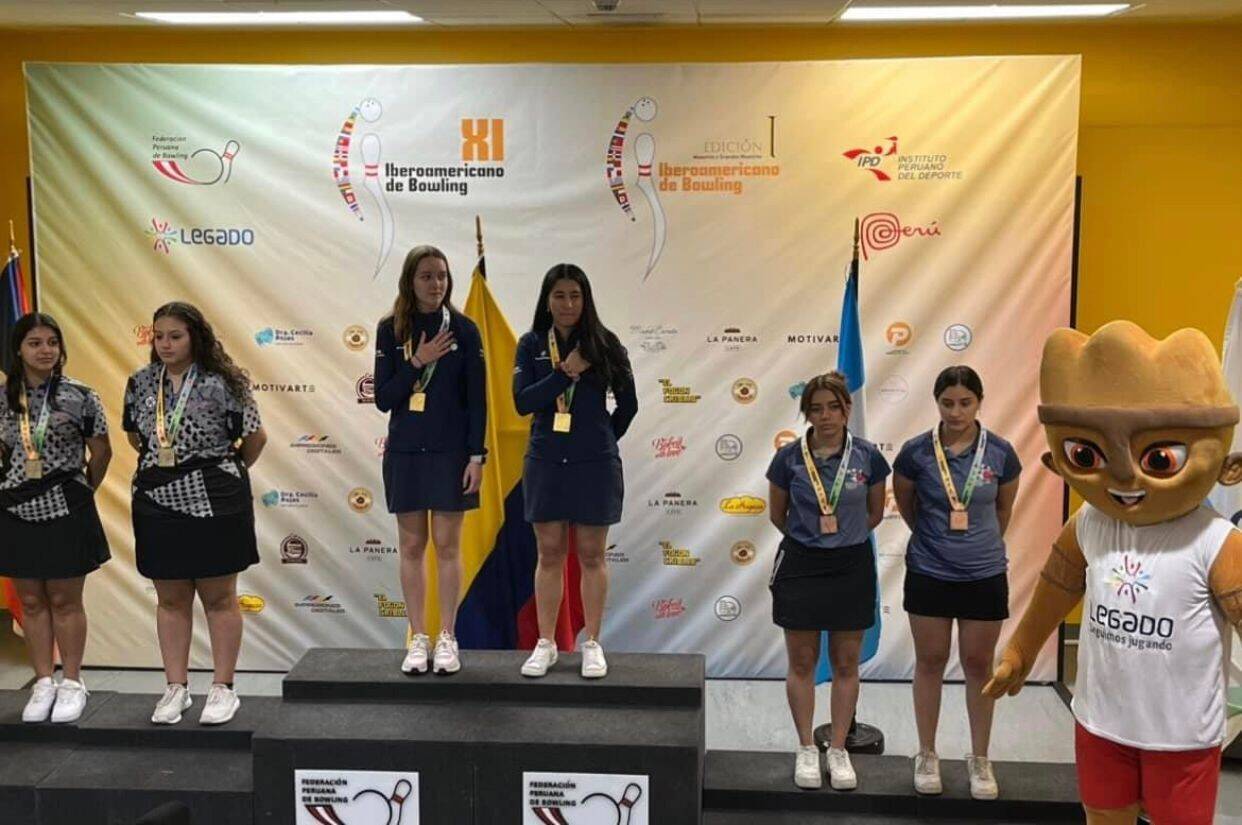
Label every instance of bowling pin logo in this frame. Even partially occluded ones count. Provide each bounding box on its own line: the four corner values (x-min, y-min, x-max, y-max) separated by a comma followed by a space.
531, 782, 643, 825
152, 139, 240, 185
303, 778, 413, 824
606, 97, 666, 282
333, 97, 394, 279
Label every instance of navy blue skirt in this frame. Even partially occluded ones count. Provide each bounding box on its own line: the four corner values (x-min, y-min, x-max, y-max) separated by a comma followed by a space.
523, 455, 623, 526
383, 450, 479, 513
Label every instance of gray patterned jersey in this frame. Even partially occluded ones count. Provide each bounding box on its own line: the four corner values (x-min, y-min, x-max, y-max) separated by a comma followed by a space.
123, 363, 261, 471
0, 376, 107, 490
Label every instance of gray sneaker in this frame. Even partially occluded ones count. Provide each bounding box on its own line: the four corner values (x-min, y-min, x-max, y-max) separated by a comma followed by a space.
913, 749, 942, 795
967, 754, 998, 799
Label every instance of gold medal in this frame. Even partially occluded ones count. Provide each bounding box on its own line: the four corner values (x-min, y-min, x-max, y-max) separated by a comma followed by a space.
25, 458, 43, 480
553, 412, 573, 433
949, 509, 969, 531
409, 392, 426, 412
157, 446, 177, 468
820, 514, 838, 535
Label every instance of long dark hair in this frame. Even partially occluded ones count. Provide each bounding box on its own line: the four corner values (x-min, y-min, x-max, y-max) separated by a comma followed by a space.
150, 302, 251, 402
384, 245, 456, 343
5, 312, 66, 414
531, 263, 628, 390
933, 365, 984, 401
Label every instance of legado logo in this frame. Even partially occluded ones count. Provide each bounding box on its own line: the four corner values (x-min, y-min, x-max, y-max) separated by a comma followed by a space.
145, 217, 254, 255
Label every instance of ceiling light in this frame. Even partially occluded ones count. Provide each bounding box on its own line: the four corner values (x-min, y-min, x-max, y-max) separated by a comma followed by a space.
840, 4, 1130, 22
133, 10, 424, 25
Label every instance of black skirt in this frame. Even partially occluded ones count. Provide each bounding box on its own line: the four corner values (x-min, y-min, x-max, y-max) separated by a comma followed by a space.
769, 537, 876, 631
903, 569, 1009, 621
132, 457, 259, 580
383, 449, 479, 513
522, 455, 624, 526
0, 473, 110, 579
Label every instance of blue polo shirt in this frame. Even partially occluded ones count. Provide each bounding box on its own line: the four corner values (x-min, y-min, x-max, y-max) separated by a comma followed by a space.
766, 431, 890, 549
892, 425, 1021, 582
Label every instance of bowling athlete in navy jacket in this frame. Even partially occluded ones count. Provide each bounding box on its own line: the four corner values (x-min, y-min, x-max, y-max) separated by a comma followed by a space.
513, 263, 638, 680
375, 245, 486, 677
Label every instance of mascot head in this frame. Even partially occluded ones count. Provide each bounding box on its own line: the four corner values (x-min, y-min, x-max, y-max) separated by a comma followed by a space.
1039, 320, 1242, 526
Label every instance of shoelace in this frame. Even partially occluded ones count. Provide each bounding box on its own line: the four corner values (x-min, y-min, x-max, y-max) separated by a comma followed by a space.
206, 685, 231, 706
31, 683, 56, 701
157, 685, 183, 708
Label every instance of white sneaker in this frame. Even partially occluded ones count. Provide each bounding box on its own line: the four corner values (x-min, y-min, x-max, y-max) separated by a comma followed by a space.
794, 745, 822, 789
826, 747, 857, 790
520, 638, 558, 677
580, 639, 608, 679
913, 749, 942, 795
151, 683, 192, 725
967, 754, 999, 800
402, 633, 431, 674
50, 678, 89, 724
199, 683, 240, 726
433, 631, 460, 674
22, 676, 57, 723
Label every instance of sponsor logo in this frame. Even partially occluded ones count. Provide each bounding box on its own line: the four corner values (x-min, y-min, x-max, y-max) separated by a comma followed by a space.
238, 594, 265, 614
280, 534, 309, 564
731, 378, 758, 404
290, 435, 342, 455
788, 381, 807, 401
878, 375, 909, 403
647, 491, 699, 515
261, 489, 319, 509
151, 134, 239, 185
374, 436, 388, 457
653, 436, 686, 458
604, 543, 629, 564
356, 373, 376, 404
944, 324, 973, 352
785, 332, 839, 346
374, 593, 407, 619
659, 378, 701, 403
659, 541, 699, 567
885, 322, 913, 350
730, 540, 757, 566
343, 325, 369, 352
715, 434, 743, 461
348, 487, 374, 513
349, 538, 398, 562
251, 381, 316, 393
860, 213, 941, 261
706, 326, 759, 351
652, 598, 686, 619
843, 135, 964, 183
295, 594, 345, 615
461, 117, 505, 162
630, 323, 679, 353
145, 217, 255, 255
773, 430, 798, 451
715, 595, 742, 622
133, 324, 154, 346
719, 495, 766, 515
255, 327, 314, 347
524, 771, 649, 824
1108, 555, 1151, 604
884, 486, 901, 520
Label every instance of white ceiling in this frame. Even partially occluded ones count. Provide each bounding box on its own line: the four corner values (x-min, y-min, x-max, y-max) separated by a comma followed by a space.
0, 0, 1239, 28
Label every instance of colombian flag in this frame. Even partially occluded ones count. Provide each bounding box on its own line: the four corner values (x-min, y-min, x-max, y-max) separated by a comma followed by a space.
418, 252, 584, 651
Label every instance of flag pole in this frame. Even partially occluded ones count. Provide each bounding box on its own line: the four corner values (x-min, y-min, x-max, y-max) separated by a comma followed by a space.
475, 215, 484, 259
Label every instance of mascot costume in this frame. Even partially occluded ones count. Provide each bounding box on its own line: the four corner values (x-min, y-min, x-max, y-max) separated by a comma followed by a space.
984, 320, 1242, 824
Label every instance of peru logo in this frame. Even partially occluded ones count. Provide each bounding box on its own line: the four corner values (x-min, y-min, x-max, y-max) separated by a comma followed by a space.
844, 136, 898, 181
1108, 555, 1151, 604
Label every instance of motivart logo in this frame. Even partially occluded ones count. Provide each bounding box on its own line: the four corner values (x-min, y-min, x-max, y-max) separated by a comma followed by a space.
843, 135, 964, 183
659, 541, 700, 567
280, 534, 309, 564
151, 134, 239, 185
295, 594, 345, 615
348, 538, 398, 562
706, 326, 759, 351
731, 378, 758, 405
251, 381, 316, 393
785, 332, 839, 347
860, 213, 941, 261
653, 436, 686, 458
1108, 555, 1151, 604
261, 489, 319, 509
719, 495, 766, 515
290, 435, 342, 455
659, 378, 701, 404
647, 491, 699, 515
374, 592, 407, 619
255, 327, 314, 347
343, 325, 370, 352
652, 597, 686, 619
347, 487, 374, 513
356, 373, 376, 404
144, 217, 255, 255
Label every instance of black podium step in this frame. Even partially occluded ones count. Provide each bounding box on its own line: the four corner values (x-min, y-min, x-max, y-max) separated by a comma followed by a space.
0, 687, 112, 744
33, 746, 253, 825
283, 647, 705, 708
706, 812, 1082, 824
705, 749, 1081, 821
0, 742, 80, 823
76, 692, 280, 750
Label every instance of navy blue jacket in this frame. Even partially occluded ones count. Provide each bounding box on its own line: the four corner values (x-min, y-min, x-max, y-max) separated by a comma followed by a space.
374, 311, 486, 457
513, 328, 637, 463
